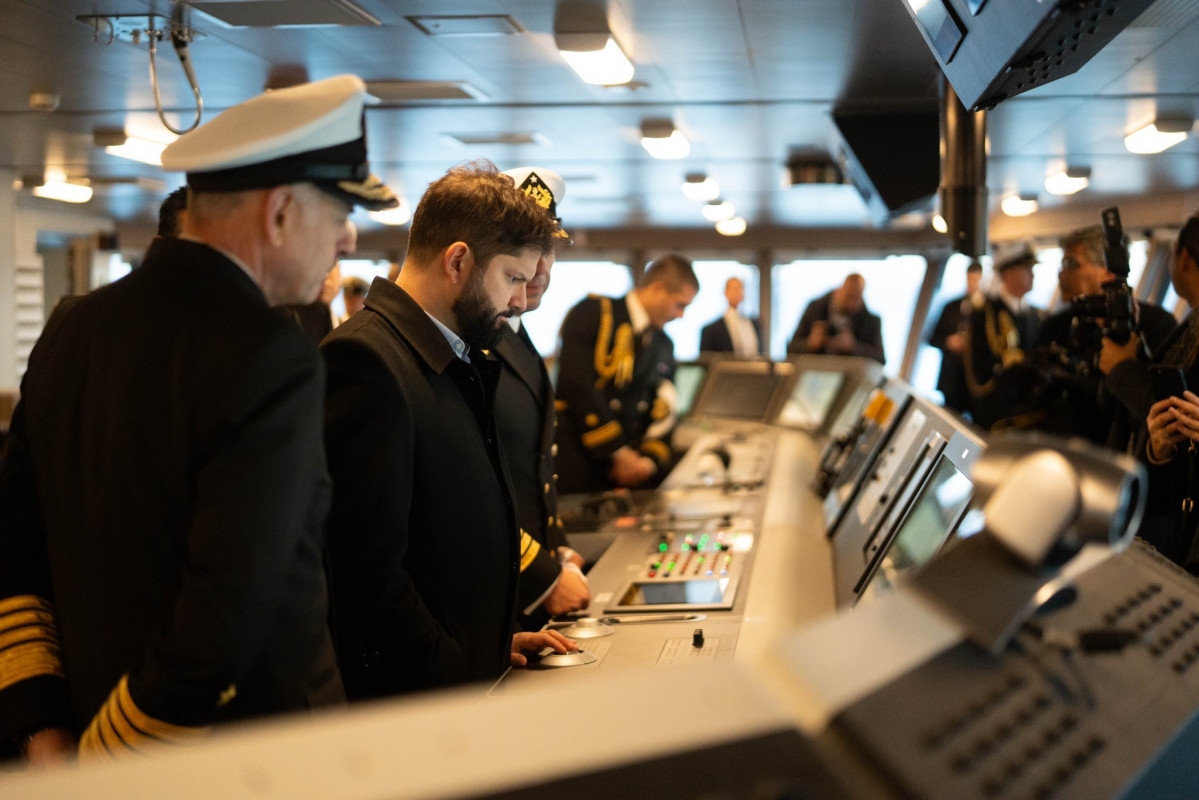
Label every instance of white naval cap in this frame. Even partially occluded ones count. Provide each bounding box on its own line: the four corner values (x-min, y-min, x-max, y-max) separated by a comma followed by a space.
161, 74, 398, 211
503, 166, 569, 239
993, 241, 1037, 272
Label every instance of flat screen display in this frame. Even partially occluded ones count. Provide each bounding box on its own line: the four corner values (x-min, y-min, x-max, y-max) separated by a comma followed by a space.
857, 455, 973, 601
619, 578, 732, 606
673, 363, 708, 418
776, 370, 845, 430
695, 370, 782, 420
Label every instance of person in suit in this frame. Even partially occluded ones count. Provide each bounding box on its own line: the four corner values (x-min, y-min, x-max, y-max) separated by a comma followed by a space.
321, 161, 577, 702
963, 243, 1046, 432
786, 273, 885, 364
0, 75, 394, 764
555, 254, 699, 494
1140, 214, 1199, 571
928, 261, 983, 415
699, 277, 762, 356
495, 167, 589, 630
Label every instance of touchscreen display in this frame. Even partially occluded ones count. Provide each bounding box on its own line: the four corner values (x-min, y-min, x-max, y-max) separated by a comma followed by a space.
858, 455, 973, 600
619, 578, 732, 606
776, 370, 844, 430
673, 363, 708, 418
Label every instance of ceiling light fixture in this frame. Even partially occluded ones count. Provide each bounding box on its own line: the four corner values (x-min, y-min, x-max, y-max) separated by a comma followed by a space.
681, 172, 719, 202
1001, 194, 1039, 217
931, 213, 948, 234
32, 180, 93, 204
715, 217, 747, 236
1044, 166, 1091, 196
701, 200, 735, 222
95, 129, 174, 166
554, 0, 634, 86
368, 199, 411, 226
1124, 116, 1193, 154
640, 119, 689, 160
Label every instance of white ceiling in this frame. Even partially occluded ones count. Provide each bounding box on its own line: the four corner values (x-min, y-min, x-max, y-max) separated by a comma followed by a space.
3, 0, 1199, 251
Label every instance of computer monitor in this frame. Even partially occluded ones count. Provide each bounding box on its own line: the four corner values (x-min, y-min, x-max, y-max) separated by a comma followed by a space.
672, 362, 709, 419
855, 430, 985, 603
689, 361, 792, 422
777, 355, 883, 438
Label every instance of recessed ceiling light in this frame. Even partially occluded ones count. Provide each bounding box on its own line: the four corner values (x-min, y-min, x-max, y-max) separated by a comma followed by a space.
931, 213, 948, 233
716, 217, 747, 236
33, 180, 93, 203
1044, 166, 1090, 196
702, 201, 735, 222
1001, 194, 1039, 217
640, 119, 689, 160
1124, 116, 1193, 154
681, 173, 719, 202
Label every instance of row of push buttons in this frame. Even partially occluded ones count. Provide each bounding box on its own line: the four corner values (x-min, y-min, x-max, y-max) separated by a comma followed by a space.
647, 551, 734, 578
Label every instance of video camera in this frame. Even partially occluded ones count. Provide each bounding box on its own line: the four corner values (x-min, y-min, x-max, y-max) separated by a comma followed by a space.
1070, 206, 1136, 346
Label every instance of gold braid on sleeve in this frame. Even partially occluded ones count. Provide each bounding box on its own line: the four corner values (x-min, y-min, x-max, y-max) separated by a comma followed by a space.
964, 302, 1021, 398
593, 297, 635, 389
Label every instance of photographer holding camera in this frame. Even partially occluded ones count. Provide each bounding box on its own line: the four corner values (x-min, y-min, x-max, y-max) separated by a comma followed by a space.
1032, 223, 1176, 445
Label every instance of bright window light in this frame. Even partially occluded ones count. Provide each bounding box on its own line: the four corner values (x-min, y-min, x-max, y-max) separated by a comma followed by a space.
1001, 195, 1039, 217
715, 217, 747, 236
560, 38, 634, 86
641, 129, 690, 160
33, 180, 93, 203
105, 136, 170, 166
1124, 120, 1191, 154
1044, 168, 1090, 196
702, 201, 734, 222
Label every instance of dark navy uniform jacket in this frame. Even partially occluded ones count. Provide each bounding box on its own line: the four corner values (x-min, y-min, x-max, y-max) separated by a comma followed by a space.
0, 237, 342, 754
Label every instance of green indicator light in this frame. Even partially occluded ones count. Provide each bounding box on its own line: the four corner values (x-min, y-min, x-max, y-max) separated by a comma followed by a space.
659, 543, 668, 552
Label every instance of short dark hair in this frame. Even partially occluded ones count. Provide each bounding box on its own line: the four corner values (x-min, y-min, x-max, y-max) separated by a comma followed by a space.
640, 253, 698, 292
1178, 213, 1199, 264
966, 261, 983, 274
406, 160, 558, 269
158, 186, 189, 238
1059, 225, 1105, 266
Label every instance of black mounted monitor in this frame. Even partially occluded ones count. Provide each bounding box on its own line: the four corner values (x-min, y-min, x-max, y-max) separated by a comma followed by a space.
689, 360, 794, 423
900, 0, 1158, 111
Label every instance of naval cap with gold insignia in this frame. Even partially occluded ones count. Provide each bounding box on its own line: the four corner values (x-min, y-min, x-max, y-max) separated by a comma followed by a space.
503, 166, 569, 240
161, 74, 398, 211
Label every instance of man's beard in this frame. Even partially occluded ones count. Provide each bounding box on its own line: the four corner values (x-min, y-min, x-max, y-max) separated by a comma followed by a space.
453, 267, 508, 352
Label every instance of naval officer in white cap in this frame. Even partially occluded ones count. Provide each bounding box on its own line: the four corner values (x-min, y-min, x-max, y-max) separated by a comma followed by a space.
0, 75, 396, 764
491, 167, 590, 631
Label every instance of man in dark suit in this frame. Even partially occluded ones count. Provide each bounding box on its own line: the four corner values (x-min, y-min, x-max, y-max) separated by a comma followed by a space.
496, 167, 589, 630
0, 75, 394, 763
928, 261, 983, 414
555, 254, 698, 494
321, 161, 577, 701
786, 273, 885, 363
699, 277, 762, 356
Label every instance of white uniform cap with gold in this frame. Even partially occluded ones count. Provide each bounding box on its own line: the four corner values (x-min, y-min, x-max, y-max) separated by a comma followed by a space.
503, 166, 569, 239
993, 241, 1037, 272
162, 74, 397, 211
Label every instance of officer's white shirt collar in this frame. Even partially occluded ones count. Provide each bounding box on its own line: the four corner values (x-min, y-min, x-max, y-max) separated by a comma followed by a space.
425, 312, 472, 363
994, 284, 1029, 316
625, 291, 651, 335
507, 315, 523, 333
